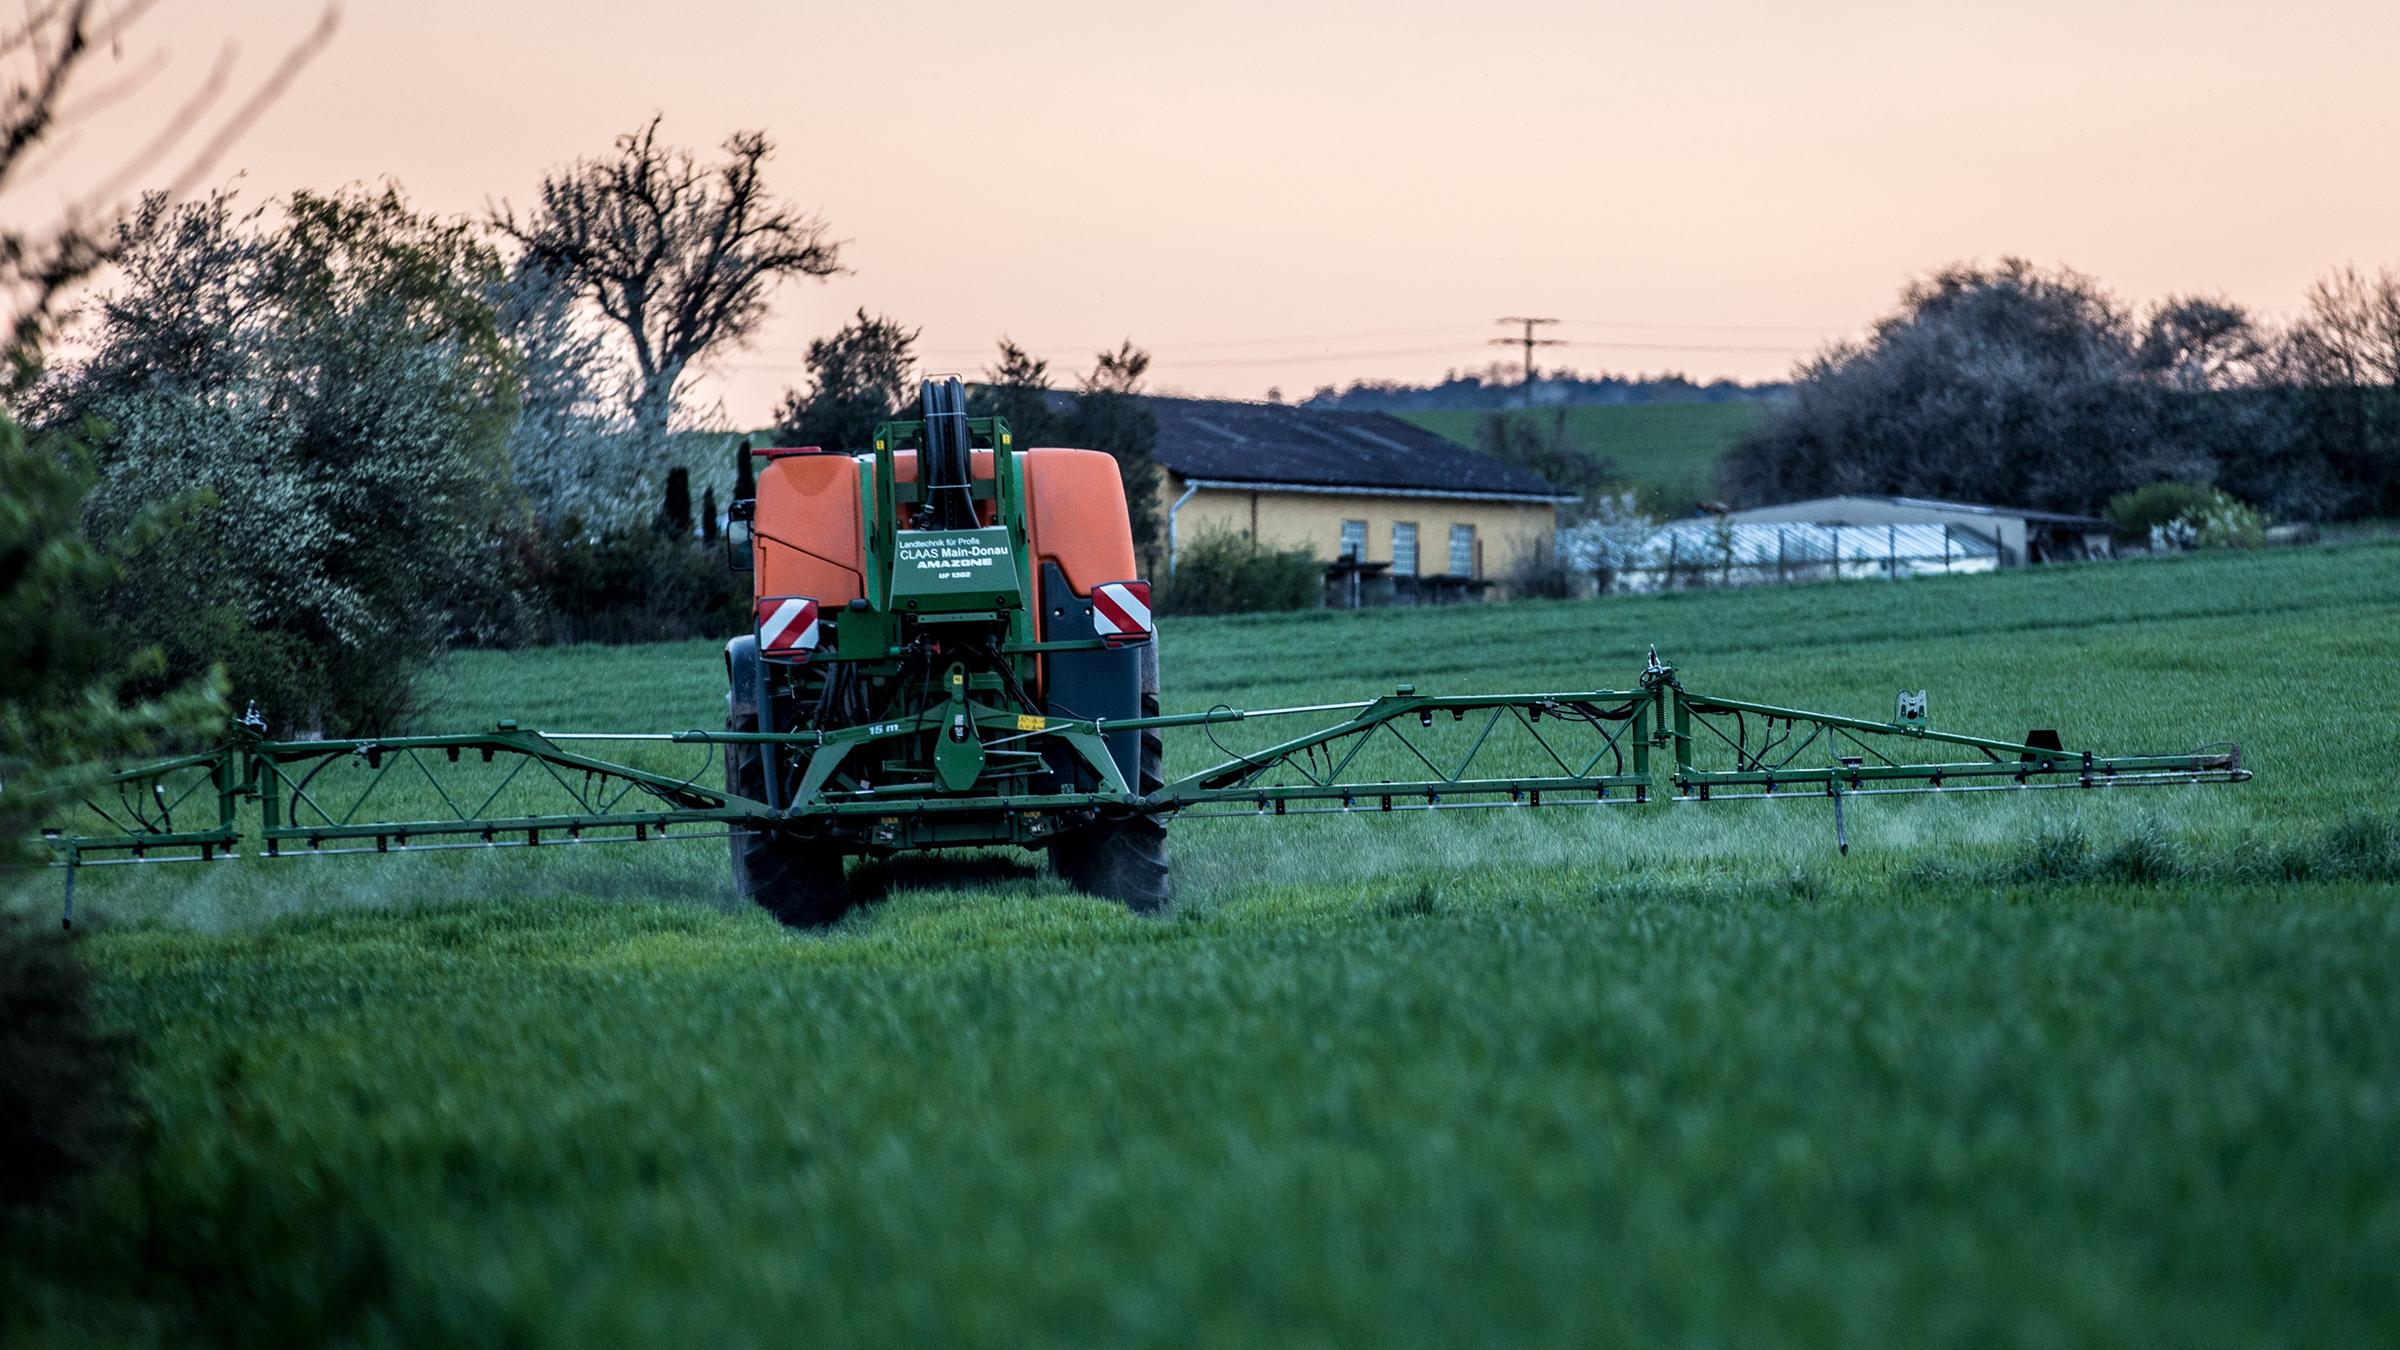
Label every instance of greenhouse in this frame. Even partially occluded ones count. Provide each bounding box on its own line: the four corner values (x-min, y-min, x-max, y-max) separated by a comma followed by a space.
1617, 519, 2001, 591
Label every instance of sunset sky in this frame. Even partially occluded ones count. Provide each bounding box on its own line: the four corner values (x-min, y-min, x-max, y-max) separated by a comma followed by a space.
23, 0, 2399, 421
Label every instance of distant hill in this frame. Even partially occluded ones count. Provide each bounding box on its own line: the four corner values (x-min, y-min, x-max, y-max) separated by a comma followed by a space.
1402, 403, 1777, 513
1304, 371, 1787, 413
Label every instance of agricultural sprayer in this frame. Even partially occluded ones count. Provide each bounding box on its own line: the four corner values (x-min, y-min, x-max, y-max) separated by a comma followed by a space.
33, 379, 2251, 927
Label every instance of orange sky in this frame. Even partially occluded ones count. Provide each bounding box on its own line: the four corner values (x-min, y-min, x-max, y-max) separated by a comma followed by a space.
22, 0, 2399, 421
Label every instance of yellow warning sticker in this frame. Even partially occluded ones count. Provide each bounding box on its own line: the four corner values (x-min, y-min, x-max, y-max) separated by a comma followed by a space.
1016, 714, 1047, 732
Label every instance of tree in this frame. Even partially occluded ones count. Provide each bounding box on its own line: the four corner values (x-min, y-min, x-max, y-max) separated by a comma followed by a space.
771, 309, 920, 452
659, 466, 693, 537
491, 253, 640, 529
1063, 341, 1166, 570
46, 187, 528, 735
1718, 259, 2200, 517
1556, 492, 1662, 595
2275, 265, 2400, 516
968, 337, 1064, 445
2286, 266, 2400, 387
495, 117, 842, 452
1474, 409, 1620, 512
2126, 297, 2333, 521
2138, 296, 2270, 392
1084, 339, 1151, 395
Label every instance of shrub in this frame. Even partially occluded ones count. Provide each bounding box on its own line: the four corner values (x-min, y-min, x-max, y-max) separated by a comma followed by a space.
1159, 528, 1321, 615
2106, 481, 2217, 536
531, 522, 749, 646
1500, 542, 1583, 600
42, 189, 530, 736
2108, 482, 2264, 550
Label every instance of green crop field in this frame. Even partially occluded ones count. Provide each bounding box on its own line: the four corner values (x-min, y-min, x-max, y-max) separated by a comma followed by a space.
1404, 402, 1775, 511
8, 542, 2400, 1347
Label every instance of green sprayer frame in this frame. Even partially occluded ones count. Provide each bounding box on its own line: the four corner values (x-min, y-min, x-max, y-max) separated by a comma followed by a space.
41, 652, 2248, 922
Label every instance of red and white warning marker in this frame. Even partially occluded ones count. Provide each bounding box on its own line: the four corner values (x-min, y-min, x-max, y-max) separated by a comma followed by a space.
1091, 581, 1152, 646
756, 596, 821, 659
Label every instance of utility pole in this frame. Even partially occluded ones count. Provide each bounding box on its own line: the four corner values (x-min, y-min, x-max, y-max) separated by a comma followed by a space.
1491, 317, 1562, 407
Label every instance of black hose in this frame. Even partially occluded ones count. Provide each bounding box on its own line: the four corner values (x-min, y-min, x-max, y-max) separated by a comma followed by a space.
919, 376, 976, 531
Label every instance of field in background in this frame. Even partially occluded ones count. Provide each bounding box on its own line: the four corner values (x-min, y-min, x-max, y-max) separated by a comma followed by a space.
7, 542, 2399, 1347
1403, 402, 1774, 511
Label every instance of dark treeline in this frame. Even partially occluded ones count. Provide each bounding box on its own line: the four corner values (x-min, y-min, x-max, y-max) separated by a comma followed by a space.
1721, 259, 2400, 522
1303, 367, 1787, 412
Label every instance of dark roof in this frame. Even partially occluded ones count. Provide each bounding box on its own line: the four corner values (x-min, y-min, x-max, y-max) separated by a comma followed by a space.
1137, 396, 1571, 499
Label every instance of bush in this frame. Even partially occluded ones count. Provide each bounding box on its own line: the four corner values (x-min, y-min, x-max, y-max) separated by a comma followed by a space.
2106, 481, 2218, 536
1500, 542, 1583, 600
1159, 528, 1321, 615
2108, 482, 2265, 550
41, 189, 529, 737
531, 522, 749, 645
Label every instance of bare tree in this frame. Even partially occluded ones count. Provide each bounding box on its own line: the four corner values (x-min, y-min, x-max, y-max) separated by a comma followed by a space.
495, 117, 842, 451
2284, 265, 2400, 389
2274, 265, 2400, 516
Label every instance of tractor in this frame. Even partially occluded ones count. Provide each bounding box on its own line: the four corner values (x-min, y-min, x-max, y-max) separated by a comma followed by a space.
723, 376, 1168, 924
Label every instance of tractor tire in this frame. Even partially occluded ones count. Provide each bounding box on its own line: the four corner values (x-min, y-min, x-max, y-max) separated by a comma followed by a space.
1053, 686, 1172, 914
724, 661, 850, 928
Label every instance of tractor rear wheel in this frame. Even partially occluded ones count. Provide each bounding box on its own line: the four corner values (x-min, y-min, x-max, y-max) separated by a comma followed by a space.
725, 670, 850, 928
1053, 686, 1171, 913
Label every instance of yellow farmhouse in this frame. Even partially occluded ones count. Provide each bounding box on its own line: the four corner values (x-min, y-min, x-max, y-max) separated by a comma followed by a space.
1145, 398, 1574, 604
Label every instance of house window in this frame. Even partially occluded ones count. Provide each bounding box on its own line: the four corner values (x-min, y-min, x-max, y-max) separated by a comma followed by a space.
1392, 522, 1418, 577
1338, 519, 1366, 560
1449, 524, 1476, 577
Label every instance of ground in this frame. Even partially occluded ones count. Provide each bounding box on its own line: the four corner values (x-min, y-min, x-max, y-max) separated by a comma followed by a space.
5, 541, 2398, 1347
1402, 402, 1773, 512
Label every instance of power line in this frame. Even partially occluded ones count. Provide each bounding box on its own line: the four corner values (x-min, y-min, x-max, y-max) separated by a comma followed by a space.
1556, 316, 1847, 335
1553, 338, 1815, 355
1157, 342, 1493, 369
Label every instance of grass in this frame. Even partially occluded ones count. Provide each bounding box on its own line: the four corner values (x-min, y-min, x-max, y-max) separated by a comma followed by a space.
1403, 402, 1774, 511
7, 541, 2400, 1346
